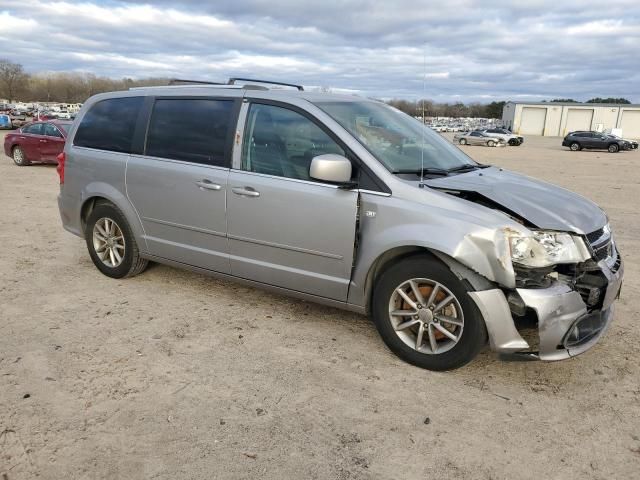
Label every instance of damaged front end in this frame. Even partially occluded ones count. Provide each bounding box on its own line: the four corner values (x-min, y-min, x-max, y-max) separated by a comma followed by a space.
470, 225, 623, 360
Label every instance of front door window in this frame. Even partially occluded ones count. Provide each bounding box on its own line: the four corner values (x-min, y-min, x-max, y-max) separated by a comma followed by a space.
242, 103, 346, 181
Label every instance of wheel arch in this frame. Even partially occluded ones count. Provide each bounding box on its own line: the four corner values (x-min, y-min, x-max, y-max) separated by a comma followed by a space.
360, 246, 496, 316
78, 183, 147, 250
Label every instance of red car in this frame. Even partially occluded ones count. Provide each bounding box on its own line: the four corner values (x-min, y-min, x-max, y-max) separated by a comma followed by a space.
3, 121, 72, 166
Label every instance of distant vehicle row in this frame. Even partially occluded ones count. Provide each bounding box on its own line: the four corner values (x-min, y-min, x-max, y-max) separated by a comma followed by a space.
0, 105, 77, 127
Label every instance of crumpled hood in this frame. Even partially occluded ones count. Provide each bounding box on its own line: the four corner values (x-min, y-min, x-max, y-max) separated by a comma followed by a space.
424, 167, 606, 234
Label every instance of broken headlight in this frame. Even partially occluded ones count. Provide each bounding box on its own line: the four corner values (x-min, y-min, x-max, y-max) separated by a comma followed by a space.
509, 231, 590, 268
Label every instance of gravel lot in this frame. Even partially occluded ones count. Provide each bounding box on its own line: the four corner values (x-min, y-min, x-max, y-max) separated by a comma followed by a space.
1, 131, 639, 479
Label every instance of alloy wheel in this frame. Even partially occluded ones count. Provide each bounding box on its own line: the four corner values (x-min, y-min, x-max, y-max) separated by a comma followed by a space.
388, 278, 464, 355
13, 147, 25, 165
92, 217, 126, 268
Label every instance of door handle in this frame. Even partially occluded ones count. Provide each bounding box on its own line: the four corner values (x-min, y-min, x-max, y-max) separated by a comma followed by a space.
195, 180, 222, 191
232, 187, 260, 198
39, 139, 47, 143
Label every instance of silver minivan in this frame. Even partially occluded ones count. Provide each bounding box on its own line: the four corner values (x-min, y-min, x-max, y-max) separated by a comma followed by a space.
57, 79, 624, 370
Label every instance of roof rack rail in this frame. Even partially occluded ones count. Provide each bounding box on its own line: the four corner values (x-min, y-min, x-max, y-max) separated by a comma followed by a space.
227, 78, 304, 91
168, 78, 225, 86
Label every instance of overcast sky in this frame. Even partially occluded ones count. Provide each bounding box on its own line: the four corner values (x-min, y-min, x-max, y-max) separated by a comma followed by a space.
1, 0, 639, 102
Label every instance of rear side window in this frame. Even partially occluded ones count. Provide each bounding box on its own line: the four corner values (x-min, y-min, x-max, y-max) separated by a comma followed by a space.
44, 123, 62, 138
145, 99, 233, 166
74, 97, 143, 153
23, 123, 44, 135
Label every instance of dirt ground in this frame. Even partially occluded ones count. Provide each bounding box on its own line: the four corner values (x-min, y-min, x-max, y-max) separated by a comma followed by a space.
1, 131, 639, 480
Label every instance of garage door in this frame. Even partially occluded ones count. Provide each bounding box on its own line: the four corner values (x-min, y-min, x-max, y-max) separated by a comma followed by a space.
564, 109, 594, 135
620, 110, 640, 139
519, 107, 546, 135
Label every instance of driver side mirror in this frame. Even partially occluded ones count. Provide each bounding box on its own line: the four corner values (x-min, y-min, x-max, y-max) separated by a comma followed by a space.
309, 154, 354, 187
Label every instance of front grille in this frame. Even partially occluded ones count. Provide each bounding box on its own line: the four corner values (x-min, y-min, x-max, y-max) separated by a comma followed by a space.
585, 226, 612, 262
610, 254, 621, 274
592, 240, 613, 262
585, 227, 605, 244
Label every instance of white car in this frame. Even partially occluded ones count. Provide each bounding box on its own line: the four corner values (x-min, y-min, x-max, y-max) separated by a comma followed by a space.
481, 128, 524, 146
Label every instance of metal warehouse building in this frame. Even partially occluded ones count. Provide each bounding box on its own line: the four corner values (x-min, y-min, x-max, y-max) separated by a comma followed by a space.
502, 102, 640, 139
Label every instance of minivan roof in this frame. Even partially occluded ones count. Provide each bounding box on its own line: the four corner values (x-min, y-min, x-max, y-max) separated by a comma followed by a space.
128, 84, 365, 103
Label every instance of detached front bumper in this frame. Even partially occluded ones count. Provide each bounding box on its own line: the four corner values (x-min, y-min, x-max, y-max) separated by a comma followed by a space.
469, 256, 623, 361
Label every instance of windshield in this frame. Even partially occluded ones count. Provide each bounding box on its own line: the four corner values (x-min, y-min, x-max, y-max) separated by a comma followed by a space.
315, 100, 476, 173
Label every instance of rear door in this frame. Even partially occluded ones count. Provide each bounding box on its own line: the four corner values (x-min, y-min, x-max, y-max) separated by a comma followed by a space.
227, 101, 358, 301
582, 132, 600, 149
40, 123, 66, 161
126, 96, 239, 273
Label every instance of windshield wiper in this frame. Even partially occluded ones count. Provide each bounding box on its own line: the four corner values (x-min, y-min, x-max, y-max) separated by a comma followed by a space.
446, 164, 491, 173
392, 167, 450, 176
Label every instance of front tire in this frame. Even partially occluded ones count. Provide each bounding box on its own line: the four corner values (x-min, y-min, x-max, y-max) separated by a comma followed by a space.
12, 146, 30, 166
608, 143, 619, 153
372, 255, 487, 371
459, 138, 467, 145
570, 142, 581, 151
487, 140, 496, 147
85, 204, 148, 279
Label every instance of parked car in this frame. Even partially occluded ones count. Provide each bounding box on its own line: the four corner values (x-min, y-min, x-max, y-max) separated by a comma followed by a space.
10, 114, 28, 129
481, 128, 523, 146
3, 121, 72, 166
453, 130, 506, 147
57, 81, 623, 371
0, 114, 12, 129
56, 110, 72, 120
562, 131, 633, 153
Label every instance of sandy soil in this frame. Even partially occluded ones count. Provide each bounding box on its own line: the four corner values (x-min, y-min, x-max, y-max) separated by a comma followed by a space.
1, 131, 639, 479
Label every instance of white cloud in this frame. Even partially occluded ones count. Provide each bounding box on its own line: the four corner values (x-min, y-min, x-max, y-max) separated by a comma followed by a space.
1, 0, 639, 102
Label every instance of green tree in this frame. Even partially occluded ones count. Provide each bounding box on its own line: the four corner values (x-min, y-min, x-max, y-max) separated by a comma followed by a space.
485, 101, 506, 119
550, 98, 578, 103
0, 59, 29, 102
586, 97, 631, 104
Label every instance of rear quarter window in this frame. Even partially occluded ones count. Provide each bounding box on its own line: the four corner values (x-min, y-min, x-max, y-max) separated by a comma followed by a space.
74, 97, 143, 153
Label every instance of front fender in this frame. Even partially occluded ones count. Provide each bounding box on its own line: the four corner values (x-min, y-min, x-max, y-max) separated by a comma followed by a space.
347, 192, 521, 308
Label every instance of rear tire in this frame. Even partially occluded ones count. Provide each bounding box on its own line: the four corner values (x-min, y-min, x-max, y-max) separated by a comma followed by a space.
12, 146, 30, 166
570, 142, 581, 151
487, 140, 496, 147
371, 255, 487, 371
608, 143, 619, 153
85, 204, 148, 279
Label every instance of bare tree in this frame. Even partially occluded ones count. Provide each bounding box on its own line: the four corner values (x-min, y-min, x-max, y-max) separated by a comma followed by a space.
0, 59, 28, 102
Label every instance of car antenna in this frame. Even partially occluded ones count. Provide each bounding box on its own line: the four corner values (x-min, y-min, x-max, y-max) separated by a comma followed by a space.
419, 48, 427, 188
